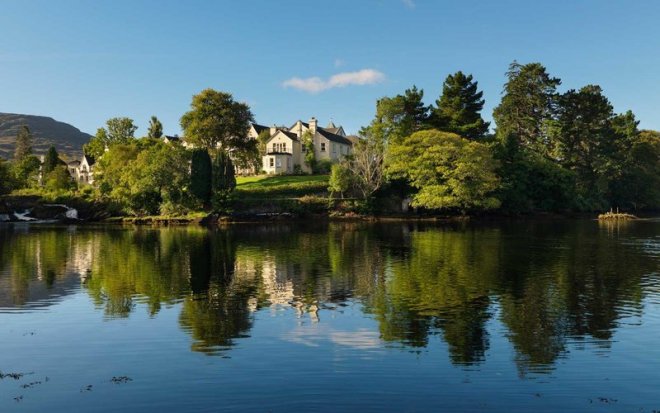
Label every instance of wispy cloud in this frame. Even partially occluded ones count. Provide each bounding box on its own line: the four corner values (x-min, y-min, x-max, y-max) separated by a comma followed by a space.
334, 58, 345, 68
402, 0, 415, 9
282, 69, 386, 93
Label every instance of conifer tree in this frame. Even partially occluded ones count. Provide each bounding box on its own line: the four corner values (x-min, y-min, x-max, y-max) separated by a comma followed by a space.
430, 71, 490, 140
147, 116, 163, 139
14, 125, 33, 161
190, 149, 212, 205
42, 146, 60, 174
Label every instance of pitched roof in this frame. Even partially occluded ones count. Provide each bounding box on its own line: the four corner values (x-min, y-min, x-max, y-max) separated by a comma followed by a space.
163, 135, 180, 142
83, 154, 95, 166
317, 128, 352, 145
325, 127, 342, 135
326, 121, 336, 129
268, 129, 299, 142
346, 135, 361, 145
251, 123, 270, 134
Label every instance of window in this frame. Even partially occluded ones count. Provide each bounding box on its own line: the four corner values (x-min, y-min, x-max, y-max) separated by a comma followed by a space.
332, 143, 337, 154
321, 142, 326, 152
269, 158, 274, 167
283, 143, 286, 152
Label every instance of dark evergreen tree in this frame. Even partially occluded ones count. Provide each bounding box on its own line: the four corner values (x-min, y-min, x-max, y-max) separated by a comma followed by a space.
147, 116, 163, 139
429, 71, 490, 140
493, 61, 561, 156
14, 125, 33, 161
42, 146, 60, 175
211, 150, 236, 213
190, 149, 212, 205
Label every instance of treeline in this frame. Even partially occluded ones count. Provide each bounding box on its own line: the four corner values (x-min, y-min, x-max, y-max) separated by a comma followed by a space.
330, 62, 660, 213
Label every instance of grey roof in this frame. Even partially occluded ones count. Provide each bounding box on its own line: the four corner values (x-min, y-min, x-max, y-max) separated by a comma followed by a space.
326, 121, 336, 129
68, 160, 81, 166
325, 127, 342, 135
163, 135, 181, 142
251, 123, 270, 134
346, 135, 361, 145
276, 130, 299, 141
83, 154, 95, 166
317, 128, 352, 145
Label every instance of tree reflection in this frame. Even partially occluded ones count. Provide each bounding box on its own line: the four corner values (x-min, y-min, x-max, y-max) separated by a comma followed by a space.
0, 220, 657, 368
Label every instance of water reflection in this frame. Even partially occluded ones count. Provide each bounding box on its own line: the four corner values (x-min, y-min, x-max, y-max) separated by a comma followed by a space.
0, 220, 658, 371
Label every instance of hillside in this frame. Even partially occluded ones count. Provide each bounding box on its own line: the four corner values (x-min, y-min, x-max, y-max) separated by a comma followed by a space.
0, 113, 91, 160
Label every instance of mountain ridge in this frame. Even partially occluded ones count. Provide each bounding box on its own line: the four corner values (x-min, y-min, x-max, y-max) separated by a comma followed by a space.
0, 112, 91, 160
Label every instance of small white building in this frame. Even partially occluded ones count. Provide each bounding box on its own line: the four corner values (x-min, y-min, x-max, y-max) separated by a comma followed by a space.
67, 154, 95, 185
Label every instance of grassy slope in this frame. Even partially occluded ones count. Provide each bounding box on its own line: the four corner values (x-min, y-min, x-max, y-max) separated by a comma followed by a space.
236, 175, 329, 199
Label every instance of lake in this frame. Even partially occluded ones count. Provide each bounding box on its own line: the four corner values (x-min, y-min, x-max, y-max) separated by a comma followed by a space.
1, 220, 659, 412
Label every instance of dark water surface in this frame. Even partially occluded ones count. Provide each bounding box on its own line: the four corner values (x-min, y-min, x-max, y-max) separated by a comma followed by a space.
1, 220, 659, 412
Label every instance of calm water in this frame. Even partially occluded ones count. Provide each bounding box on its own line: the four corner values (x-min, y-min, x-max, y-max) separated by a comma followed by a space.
1, 220, 659, 412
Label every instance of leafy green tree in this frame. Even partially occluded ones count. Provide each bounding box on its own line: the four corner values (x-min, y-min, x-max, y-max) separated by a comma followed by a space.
0, 159, 16, 194
42, 146, 60, 175
257, 129, 271, 156
147, 116, 163, 139
84, 128, 109, 159
180, 89, 254, 152
211, 150, 236, 212
388, 130, 500, 212
429, 71, 490, 140
12, 155, 41, 188
493, 61, 561, 155
106, 117, 138, 143
190, 149, 212, 205
14, 125, 33, 161
328, 162, 354, 198
44, 166, 75, 192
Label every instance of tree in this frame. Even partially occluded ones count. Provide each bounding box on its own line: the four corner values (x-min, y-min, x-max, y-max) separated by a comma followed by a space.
14, 125, 33, 161
211, 150, 236, 212
302, 130, 316, 172
364, 86, 430, 146
388, 130, 500, 212
147, 116, 163, 139
429, 71, 490, 140
350, 133, 386, 199
257, 129, 271, 156
551, 85, 617, 207
44, 166, 75, 192
106, 117, 138, 144
0, 159, 16, 194
42, 146, 60, 175
493, 62, 561, 155
328, 162, 354, 199
190, 149, 212, 205
85, 128, 109, 159
12, 155, 41, 188
180, 89, 254, 152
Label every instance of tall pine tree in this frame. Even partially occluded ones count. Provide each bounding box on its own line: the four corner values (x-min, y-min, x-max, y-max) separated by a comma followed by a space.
429, 71, 490, 140
42, 146, 60, 174
147, 116, 163, 139
493, 61, 561, 156
14, 125, 33, 161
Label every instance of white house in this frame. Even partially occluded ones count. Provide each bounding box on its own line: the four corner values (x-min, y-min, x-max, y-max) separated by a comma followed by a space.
262, 117, 352, 174
67, 154, 95, 185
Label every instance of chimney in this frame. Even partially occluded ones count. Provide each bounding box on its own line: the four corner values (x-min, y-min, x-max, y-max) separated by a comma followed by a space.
270, 125, 277, 136
309, 117, 317, 134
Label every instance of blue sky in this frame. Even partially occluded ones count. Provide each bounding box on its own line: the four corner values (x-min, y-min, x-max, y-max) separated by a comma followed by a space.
1, 0, 659, 137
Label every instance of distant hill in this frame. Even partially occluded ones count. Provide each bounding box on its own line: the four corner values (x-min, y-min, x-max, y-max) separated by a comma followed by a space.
0, 113, 91, 160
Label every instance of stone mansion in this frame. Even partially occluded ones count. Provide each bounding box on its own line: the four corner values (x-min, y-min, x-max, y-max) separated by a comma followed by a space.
250, 117, 356, 174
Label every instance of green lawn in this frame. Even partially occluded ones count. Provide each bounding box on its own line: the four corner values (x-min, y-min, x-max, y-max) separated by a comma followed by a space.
235, 174, 329, 199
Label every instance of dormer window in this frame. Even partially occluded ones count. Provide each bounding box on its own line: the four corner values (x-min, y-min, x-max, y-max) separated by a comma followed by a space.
321, 142, 326, 152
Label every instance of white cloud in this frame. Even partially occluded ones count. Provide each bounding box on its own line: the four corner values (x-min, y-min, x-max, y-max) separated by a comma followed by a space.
282, 69, 386, 93
402, 0, 415, 9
